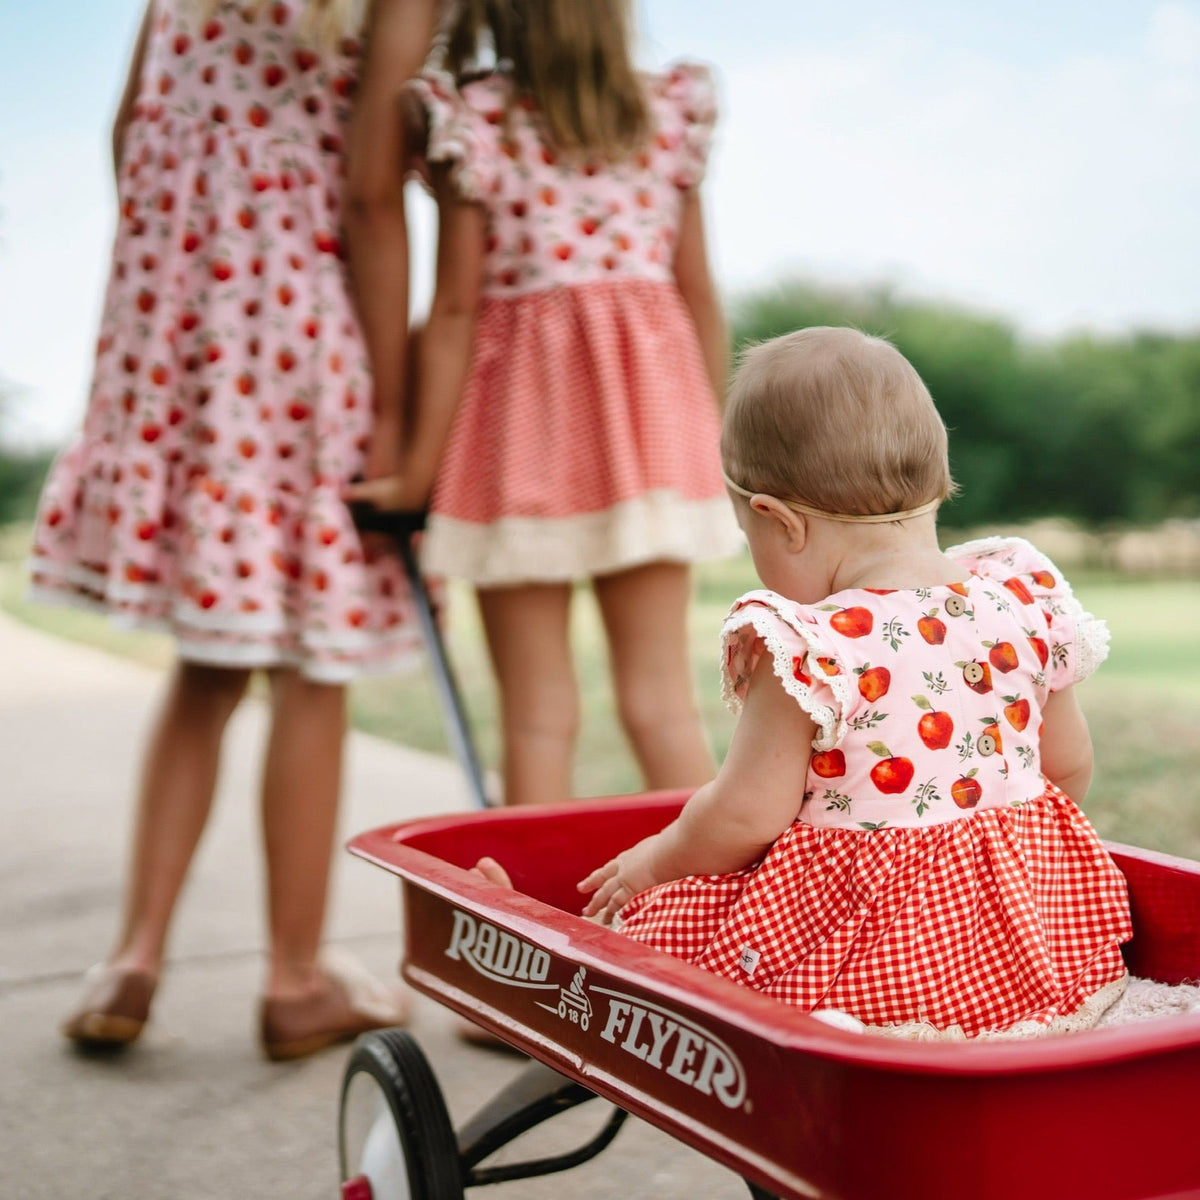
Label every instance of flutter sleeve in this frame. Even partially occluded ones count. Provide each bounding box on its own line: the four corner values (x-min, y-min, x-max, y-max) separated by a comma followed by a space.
720, 590, 851, 750
660, 59, 718, 189
404, 69, 497, 202
946, 535, 1111, 689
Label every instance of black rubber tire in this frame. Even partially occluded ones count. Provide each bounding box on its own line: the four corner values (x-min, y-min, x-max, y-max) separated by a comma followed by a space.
339, 1029, 465, 1200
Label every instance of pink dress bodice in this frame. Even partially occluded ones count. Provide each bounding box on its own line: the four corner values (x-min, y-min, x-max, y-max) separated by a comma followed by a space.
721, 537, 1111, 831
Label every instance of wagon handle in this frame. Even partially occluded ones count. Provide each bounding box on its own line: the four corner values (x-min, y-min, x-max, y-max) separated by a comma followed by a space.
348, 505, 492, 809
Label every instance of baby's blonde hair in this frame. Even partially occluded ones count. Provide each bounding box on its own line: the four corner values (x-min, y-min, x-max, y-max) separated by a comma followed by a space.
722, 327, 957, 519
181, 0, 366, 52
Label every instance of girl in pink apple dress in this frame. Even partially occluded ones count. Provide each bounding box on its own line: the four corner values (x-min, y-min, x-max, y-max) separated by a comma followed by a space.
33, 0, 439, 1059
579, 327, 1137, 1040
349, 0, 742, 809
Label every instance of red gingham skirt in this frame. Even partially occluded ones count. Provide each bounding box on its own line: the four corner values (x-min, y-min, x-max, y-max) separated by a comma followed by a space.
618, 783, 1133, 1038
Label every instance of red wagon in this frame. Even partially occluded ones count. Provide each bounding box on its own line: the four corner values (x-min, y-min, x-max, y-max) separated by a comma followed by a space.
338, 790, 1200, 1200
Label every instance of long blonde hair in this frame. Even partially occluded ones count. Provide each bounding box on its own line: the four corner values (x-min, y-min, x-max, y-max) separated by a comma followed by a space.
443, 0, 650, 162
180, 1, 366, 51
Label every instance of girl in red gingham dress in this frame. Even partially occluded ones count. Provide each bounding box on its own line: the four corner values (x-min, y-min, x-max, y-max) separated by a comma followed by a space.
350, 0, 741, 806
579, 327, 1134, 1040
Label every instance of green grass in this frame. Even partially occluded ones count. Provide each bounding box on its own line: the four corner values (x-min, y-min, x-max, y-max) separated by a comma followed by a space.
4, 523, 1199, 856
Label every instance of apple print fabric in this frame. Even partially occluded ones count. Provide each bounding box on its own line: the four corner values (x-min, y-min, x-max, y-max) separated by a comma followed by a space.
719, 536, 1110, 831
618, 537, 1132, 1037
29, 2, 421, 682
402, 64, 743, 585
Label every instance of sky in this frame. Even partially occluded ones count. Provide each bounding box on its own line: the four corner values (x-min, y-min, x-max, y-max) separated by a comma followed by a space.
1, 0, 1198, 446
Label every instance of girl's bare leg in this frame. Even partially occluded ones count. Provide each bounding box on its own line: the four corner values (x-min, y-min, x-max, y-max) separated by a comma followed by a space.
477, 583, 578, 806
593, 561, 715, 789
111, 660, 251, 976
260, 668, 346, 999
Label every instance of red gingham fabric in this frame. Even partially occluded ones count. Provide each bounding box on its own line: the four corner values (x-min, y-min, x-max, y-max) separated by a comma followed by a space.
618, 783, 1133, 1037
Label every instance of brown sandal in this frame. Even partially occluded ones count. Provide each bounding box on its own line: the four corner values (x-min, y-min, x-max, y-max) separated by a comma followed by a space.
260, 957, 409, 1062
62, 964, 157, 1048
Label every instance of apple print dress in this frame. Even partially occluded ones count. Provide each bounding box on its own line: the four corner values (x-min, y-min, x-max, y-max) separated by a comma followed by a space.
28, 1, 421, 682
619, 537, 1134, 1040
406, 64, 742, 585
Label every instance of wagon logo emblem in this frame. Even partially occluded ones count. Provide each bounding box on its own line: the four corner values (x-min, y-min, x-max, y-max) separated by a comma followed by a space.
593, 987, 748, 1109
445, 910, 556, 990
536, 966, 593, 1030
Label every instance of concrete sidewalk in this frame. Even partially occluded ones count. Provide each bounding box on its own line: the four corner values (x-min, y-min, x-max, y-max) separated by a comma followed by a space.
0, 612, 741, 1199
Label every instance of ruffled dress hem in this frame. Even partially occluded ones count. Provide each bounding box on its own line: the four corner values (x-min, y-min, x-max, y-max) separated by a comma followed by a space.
423, 492, 743, 585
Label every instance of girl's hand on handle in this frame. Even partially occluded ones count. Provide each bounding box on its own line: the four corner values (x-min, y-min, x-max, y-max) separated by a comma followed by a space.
342, 470, 430, 514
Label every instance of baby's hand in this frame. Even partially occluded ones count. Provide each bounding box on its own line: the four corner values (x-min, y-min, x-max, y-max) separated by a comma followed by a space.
577, 836, 663, 925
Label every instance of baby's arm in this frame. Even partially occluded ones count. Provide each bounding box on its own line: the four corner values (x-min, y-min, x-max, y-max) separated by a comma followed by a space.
1039, 686, 1094, 804
581, 651, 814, 923
672, 192, 728, 403
112, 3, 153, 180
344, 0, 438, 479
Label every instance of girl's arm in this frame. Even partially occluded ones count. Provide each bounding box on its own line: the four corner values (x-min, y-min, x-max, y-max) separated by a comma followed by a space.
401, 173, 487, 503
672, 190, 728, 403
581, 652, 814, 923
1039, 686, 1094, 804
343, 0, 438, 477
346, 169, 487, 510
112, 3, 154, 180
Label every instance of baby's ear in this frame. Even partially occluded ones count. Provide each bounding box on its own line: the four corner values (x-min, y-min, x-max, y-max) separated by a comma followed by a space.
750, 495, 807, 551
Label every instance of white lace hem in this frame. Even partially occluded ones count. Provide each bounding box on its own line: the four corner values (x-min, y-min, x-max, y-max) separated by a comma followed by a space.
945, 534, 1111, 685
26, 581, 423, 683
863, 974, 1130, 1042
719, 598, 853, 752
421, 492, 744, 585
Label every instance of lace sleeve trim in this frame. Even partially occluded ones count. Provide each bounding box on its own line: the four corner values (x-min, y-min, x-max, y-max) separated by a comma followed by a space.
719, 599, 853, 752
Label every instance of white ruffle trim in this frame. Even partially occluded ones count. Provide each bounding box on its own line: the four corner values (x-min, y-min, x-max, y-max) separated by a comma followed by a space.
863, 974, 1130, 1042
26, 580, 423, 684
421, 492, 744, 586
718, 597, 852, 752
945, 534, 1111, 686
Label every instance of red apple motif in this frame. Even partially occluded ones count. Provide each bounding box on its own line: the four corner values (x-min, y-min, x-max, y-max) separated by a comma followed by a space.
137, 288, 157, 314
917, 610, 946, 644
1003, 695, 1031, 732
540, 186, 558, 206
235, 40, 254, 64
1030, 569, 1056, 588
987, 641, 1019, 673
140, 424, 162, 443
294, 48, 318, 71
318, 526, 339, 546
791, 656, 811, 687
263, 63, 286, 88
248, 104, 270, 128
951, 771, 982, 808
211, 260, 234, 282
815, 656, 842, 677
150, 364, 170, 386
238, 438, 258, 459
867, 743, 915, 794
346, 608, 368, 628
856, 664, 891, 701
829, 606, 873, 638
236, 561, 254, 579
173, 33, 191, 55
811, 749, 846, 779
553, 244, 573, 261
203, 19, 222, 40
136, 521, 156, 541
277, 348, 296, 372
1027, 634, 1050, 668
579, 217, 600, 236
913, 695, 953, 749
1004, 576, 1036, 605
286, 401, 310, 421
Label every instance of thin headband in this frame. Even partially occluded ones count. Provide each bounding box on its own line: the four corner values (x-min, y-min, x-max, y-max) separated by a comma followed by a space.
722, 471, 941, 525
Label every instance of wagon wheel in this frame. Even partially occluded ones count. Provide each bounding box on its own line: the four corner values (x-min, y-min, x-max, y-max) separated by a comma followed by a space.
339, 1029, 464, 1200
